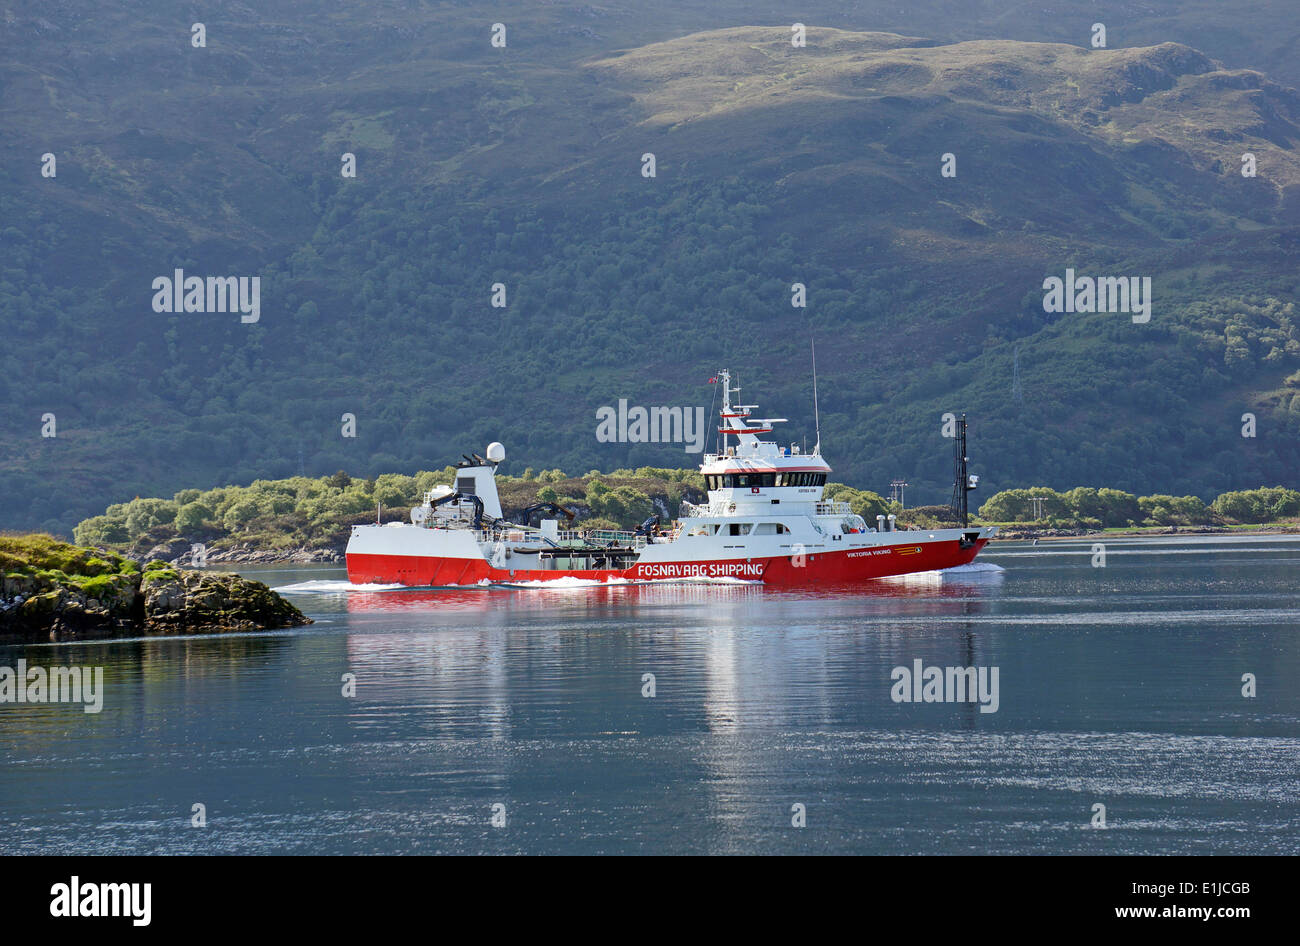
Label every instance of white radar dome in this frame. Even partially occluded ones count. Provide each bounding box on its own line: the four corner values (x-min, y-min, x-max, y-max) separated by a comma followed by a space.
486, 442, 506, 463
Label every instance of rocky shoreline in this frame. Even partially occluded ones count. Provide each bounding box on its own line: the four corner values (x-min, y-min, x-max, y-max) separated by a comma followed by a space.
1, 536, 312, 643
127, 536, 344, 567
989, 524, 1300, 541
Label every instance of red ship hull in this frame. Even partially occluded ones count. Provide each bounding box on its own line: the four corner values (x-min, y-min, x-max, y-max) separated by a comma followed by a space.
346, 537, 991, 587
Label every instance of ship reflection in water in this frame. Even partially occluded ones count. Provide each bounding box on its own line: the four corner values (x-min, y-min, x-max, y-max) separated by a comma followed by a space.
334, 561, 1005, 615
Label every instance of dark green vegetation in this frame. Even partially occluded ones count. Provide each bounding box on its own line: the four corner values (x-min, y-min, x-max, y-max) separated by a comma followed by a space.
978, 484, 1300, 528
0, 534, 310, 641
2, 3, 1299, 533
71, 466, 893, 555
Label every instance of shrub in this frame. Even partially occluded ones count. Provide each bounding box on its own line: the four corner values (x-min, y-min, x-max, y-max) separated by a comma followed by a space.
73, 515, 130, 548
175, 501, 215, 533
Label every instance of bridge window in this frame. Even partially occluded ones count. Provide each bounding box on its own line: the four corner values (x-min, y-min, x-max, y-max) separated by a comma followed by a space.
784, 473, 826, 487
717, 472, 781, 488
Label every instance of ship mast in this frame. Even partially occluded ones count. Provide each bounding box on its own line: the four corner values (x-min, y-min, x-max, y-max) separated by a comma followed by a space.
950, 414, 970, 526
811, 339, 821, 456
713, 369, 784, 454
717, 369, 732, 454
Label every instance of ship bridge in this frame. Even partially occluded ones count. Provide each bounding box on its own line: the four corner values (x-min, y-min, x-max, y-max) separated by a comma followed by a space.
695, 369, 833, 513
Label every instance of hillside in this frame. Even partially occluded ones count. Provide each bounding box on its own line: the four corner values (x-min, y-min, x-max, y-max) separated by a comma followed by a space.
1, 5, 1299, 532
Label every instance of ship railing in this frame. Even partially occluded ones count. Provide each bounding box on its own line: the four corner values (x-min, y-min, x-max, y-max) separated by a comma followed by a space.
585, 530, 647, 549
465, 528, 541, 543
550, 529, 644, 549
467, 528, 647, 549
814, 501, 853, 516
471, 528, 578, 544
680, 500, 733, 518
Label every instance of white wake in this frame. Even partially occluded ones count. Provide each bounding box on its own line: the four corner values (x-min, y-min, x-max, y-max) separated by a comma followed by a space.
272, 580, 407, 594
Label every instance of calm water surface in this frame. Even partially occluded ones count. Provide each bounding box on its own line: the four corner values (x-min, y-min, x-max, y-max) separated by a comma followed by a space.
3, 534, 1299, 854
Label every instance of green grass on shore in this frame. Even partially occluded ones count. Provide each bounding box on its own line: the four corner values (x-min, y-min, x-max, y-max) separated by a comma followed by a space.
0, 533, 141, 587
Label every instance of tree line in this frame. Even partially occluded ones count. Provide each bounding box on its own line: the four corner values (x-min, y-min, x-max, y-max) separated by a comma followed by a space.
976, 485, 1300, 527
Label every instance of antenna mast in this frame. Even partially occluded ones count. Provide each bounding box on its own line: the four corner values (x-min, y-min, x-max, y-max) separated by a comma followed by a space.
949, 414, 976, 527
811, 339, 821, 456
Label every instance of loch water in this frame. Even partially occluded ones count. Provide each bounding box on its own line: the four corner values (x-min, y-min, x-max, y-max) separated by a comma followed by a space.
3, 534, 1298, 855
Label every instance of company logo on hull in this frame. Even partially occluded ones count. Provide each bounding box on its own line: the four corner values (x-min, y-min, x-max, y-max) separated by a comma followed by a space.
636, 562, 766, 579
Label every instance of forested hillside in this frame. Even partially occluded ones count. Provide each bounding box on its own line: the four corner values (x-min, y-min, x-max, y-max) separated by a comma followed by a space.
2, 2, 1299, 533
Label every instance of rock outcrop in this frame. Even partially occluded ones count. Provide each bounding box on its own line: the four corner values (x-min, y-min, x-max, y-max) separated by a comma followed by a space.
138, 564, 310, 634
0, 535, 311, 643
